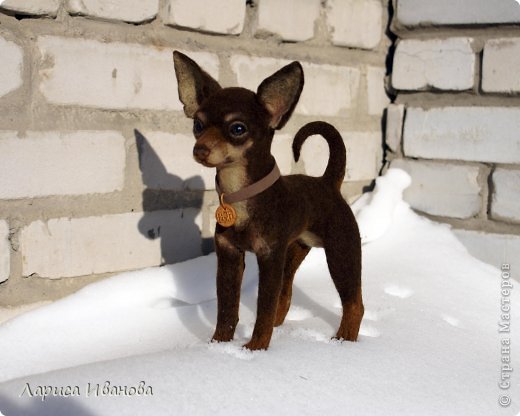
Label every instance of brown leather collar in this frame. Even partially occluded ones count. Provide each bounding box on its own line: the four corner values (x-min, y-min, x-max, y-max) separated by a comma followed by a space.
215, 164, 281, 204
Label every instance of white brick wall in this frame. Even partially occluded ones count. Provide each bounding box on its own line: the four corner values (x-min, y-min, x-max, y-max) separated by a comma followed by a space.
301, 131, 382, 181
403, 107, 520, 164
37, 36, 219, 111
345, 132, 383, 181
230, 55, 360, 117
397, 0, 520, 26
271, 134, 294, 176
391, 159, 481, 219
299, 62, 360, 116
0, 131, 125, 199
392, 1, 520, 269
0, 221, 9, 283
327, 0, 383, 50
138, 131, 215, 191
0, 36, 23, 98
482, 38, 520, 93
454, 230, 520, 277
256, 0, 321, 42
66, 0, 159, 23
165, 0, 245, 35
385, 103, 404, 152
21, 210, 203, 278
0, 0, 59, 16
491, 169, 520, 224
392, 38, 475, 91
366, 66, 389, 115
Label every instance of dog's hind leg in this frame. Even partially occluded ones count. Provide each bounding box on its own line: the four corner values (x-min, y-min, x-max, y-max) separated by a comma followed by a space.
274, 241, 310, 327
324, 216, 363, 341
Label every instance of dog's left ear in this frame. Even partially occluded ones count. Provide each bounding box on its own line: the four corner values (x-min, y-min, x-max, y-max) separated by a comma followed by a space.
257, 62, 304, 130
173, 50, 222, 118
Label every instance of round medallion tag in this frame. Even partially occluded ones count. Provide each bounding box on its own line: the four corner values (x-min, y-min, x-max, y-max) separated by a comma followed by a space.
215, 194, 237, 227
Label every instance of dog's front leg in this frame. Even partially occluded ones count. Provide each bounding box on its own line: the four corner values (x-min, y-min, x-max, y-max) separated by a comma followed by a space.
244, 248, 286, 350
212, 233, 245, 343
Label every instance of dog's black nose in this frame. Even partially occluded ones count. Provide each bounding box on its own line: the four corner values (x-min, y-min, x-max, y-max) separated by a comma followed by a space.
193, 144, 210, 161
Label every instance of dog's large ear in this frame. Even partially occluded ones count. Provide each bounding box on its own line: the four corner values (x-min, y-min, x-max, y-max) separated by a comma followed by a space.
257, 62, 304, 130
173, 51, 221, 118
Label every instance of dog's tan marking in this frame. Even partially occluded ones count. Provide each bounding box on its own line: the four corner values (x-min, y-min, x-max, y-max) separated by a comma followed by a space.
251, 234, 271, 256
217, 164, 249, 227
336, 286, 364, 342
195, 111, 207, 121
215, 232, 235, 251
223, 139, 253, 168
298, 231, 323, 248
218, 164, 248, 194
224, 112, 243, 122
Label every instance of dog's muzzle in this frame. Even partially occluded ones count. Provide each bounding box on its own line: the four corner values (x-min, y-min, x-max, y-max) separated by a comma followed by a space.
193, 144, 210, 163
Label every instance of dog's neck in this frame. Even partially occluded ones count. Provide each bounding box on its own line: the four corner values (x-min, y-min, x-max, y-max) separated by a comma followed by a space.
216, 163, 249, 195
216, 155, 276, 195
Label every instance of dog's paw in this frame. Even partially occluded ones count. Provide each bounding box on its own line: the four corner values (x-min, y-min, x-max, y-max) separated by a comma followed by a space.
242, 339, 269, 351
211, 331, 234, 343
333, 328, 360, 342
331, 334, 358, 343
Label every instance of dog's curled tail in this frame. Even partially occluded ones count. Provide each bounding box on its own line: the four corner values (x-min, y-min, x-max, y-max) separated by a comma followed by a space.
292, 121, 346, 189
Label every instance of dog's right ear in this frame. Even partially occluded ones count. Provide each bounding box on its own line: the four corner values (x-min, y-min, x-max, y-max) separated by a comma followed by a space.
173, 51, 221, 118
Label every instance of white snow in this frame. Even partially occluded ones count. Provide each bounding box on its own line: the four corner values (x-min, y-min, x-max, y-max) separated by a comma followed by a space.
0, 168, 519, 416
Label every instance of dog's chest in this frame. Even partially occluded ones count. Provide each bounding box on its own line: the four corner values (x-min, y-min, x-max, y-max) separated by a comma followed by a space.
229, 201, 248, 228
217, 166, 250, 228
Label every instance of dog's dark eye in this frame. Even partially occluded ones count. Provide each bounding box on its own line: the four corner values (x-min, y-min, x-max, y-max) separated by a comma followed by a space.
193, 118, 204, 135
229, 122, 247, 138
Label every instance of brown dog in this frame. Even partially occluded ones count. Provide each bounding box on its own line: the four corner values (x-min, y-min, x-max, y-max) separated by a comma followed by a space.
173, 51, 363, 350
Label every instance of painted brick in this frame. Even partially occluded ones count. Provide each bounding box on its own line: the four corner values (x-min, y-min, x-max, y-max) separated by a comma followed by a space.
366, 66, 389, 115
271, 134, 294, 176
0, 0, 59, 16
482, 38, 520, 93
138, 131, 214, 191
0, 131, 125, 199
392, 38, 475, 91
230, 55, 360, 117
37, 36, 219, 111
208, 203, 220, 235
21, 210, 203, 278
403, 107, 520, 164
256, 0, 321, 42
391, 159, 481, 219
0, 36, 23, 98
454, 230, 520, 277
397, 0, 520, 26
165, 0, 245, 35
385, 103, 405, 153
301, 131, 382, 181
491, 169, 520, 224
0, 221, 9, 283
66, 0, 159, 23
327, 0, 383, 50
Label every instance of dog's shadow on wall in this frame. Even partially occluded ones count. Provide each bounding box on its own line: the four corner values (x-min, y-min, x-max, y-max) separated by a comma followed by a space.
134, 129, 212, 266
135, 129, 220, 340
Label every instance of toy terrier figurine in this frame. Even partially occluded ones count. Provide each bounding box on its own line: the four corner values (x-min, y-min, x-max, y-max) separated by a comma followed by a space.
173, 51, 363, 350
